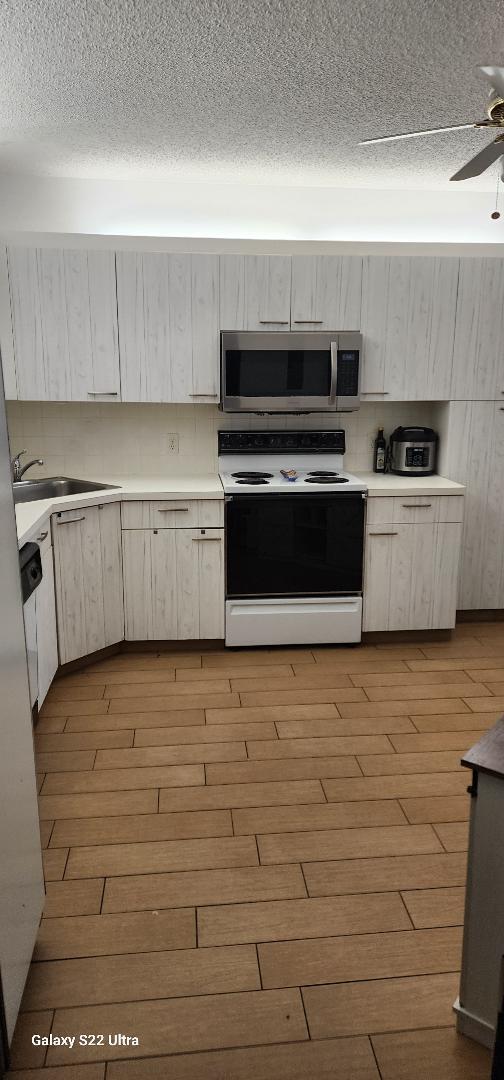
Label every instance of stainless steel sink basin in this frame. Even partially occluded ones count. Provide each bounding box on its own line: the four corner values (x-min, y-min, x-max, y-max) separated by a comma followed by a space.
13, 477, 120, 504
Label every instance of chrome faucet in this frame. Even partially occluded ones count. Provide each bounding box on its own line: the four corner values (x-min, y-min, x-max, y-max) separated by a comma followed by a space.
11, 449, 44, 483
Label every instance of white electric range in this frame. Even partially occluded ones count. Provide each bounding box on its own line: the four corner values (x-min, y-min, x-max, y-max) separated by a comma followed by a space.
218, 430, 368, 647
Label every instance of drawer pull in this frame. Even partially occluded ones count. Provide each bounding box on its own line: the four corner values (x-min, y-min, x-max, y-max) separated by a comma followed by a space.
368, 531, 398, 536
189, 393, 219, 398
36, 531, 48, 542
361, 391, 389, 395
259, 320, 289, 324
87, 391, 118, 396
157, 507, 189, 513
402, 503, 432, 508
57, 516, 85, 524
293, 319, 323, 324
192, 537, 222, 542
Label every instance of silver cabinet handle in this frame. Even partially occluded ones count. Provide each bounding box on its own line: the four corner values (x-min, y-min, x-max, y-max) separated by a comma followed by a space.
402, 503, 432, 508
36, 531, 48, 542
293, 319, 323, 324
87, 391, 118, 396
189, 393, 219, 398
368, 531, 398, 536
361, 391, 390, 395
57, 516, 85, 524
500, 407, 504, 411
157, 507, 189, 513
259, 320, 289, 324
192, 537, 222, 542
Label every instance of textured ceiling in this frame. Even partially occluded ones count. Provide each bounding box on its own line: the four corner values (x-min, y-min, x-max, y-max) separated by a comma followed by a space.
0, 0, 504, 190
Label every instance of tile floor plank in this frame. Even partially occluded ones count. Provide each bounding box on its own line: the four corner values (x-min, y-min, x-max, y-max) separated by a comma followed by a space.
103, 865, 307, 913
105, 679, 231, 698
275, 717, 416, 738
8, 1066, 105, 1080
206, 703, 339, 724
108, 693, 241, 714
46, 989, 308, 1064
401, 887, 465, 928
203, 649, 316, 666
43, 879, 104, 918
258, 925, 463, 988
303, 971, 459, 1037
35, 750, 96, 773
8, 1010, 54, 1069
231, 673, 354, 692
232, 800, 407, 835
364, 683, 491, 701
50, 810, 233, 848
40, 700, 110, 717
159, 779, 325, 812
411, 712, 494, 732
22, 944, 260, 1010
105, 1036, 380, 1080
258, 824, 442, 865
94, 742, 247, 769
338, 699, 471, 718
35, 731, 134, 752
303, 852, 467, 897
357, 752, 465, 776
34, 909, 195, 960
433, 822, 469, 852
388, 731, 484, 753
134, 721, 278, 745
177, 664, 295, 681
371, 1026, 491, 1079
399, 796, 470, 824
246, 735, 394, 759
198, 892, 411, 946
239, 688, 367, 707
351, 670, 475, 687
42, 849, 69, 881
322, 773, 469, 802
65, 835, 259, 879
65, 709, 205, 732
38, 789, 159, 821
205, 757, 361, 785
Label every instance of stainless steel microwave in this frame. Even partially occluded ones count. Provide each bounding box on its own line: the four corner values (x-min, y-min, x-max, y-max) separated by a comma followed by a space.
220, 331, 362, 413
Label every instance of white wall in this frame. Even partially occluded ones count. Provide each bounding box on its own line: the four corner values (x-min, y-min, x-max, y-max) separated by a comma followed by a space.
1, 174, 504, 246
6, 400, 437, 479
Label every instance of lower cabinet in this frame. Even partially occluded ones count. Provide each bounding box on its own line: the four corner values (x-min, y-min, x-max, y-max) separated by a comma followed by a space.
36, 539, 59, 705
363, 496, 463, 631
52, 503, 124, 664
122, 527, 224, 640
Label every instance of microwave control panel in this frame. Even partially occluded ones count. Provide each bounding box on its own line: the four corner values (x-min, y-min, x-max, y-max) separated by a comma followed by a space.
336, 350, 359, 396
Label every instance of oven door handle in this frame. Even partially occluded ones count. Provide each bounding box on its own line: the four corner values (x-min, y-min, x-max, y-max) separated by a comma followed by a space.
329, 339, 339, 408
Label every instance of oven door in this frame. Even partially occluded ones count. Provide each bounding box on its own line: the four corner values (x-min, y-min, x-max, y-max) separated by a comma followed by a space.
225, 493, 365, 599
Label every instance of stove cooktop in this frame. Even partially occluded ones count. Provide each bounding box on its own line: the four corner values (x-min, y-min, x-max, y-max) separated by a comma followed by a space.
218, 429, 368, 495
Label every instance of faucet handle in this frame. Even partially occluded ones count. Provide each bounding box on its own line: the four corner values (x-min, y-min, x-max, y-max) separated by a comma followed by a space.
13, 449, 27, 462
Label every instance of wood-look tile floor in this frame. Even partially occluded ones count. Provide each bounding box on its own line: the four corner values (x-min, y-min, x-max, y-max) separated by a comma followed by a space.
11, 626, 504, 1078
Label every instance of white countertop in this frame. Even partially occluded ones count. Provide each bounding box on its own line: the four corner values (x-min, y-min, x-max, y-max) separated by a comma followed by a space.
356, 472, 465, 497
15, 474, 224, 546
15, 470, 465, 547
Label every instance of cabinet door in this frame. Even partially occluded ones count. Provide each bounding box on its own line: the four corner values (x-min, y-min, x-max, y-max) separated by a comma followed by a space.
220, 255, 291, 330
36, 545, 59, 705
360, 256, 458, 400
362, 526, 396, 631
451, 258, 504, 400
363, 522, 460, 631
53, 503, 123, 663
8, 248, 120, 401
117, 253, 219, 403
123, 528, 224, 641
291, 256, 362, 329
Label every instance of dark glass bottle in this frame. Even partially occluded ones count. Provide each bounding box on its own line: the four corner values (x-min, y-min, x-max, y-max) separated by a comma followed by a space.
373, 427, 386, 473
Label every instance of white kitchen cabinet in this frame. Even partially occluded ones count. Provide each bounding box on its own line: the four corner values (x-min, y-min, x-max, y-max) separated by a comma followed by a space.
290, 256, 362, 329
35, 534, 58, 706
8, 247, 120, 401
220, 255, 291, 331
363, 496, 463, 631
116, 252, 220, 403
440, 401, 504, 609
451, 258, 504, 400
52, 503, 124, 664
360, 256, 458, 400
122, 527, 224, 641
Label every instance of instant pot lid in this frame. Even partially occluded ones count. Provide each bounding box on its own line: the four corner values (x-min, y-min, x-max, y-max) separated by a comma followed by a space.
390, 426, 439, 442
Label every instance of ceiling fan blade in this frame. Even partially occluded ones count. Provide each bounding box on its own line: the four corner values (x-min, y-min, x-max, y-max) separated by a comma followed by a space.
480, 65, 504, 98
450, 138, 504, 180
359, 123, 477, 145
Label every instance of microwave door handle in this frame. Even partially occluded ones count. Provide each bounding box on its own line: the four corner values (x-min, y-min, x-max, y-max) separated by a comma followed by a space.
330, 340, 338, 408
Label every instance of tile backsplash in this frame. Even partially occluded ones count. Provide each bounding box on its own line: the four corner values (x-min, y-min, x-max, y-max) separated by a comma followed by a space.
6, 400, 437, 479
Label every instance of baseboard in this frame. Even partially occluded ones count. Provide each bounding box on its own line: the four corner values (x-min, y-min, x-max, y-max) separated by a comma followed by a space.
457, 610, 504, 623
453, 997, 495, 1050
56, 638, 226, 676
362, 628, 452, 643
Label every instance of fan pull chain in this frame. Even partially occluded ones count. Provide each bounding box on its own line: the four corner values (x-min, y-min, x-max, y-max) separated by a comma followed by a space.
491, 169, 501, 219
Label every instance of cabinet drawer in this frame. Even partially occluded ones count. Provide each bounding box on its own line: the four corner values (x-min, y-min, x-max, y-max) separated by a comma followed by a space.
366, 494, 464, 525
121, 500, 224, 529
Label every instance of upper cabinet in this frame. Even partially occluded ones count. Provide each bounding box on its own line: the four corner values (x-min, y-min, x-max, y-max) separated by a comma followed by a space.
451, 258, 504, 400
7, 247, 120, 401
360, 256, 459, 400
220, 255, 291, 330
291, 256, 362, 330
116, 252, 220, 403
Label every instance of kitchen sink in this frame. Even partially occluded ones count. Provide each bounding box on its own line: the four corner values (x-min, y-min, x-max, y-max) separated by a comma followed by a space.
13, 477, 120, 504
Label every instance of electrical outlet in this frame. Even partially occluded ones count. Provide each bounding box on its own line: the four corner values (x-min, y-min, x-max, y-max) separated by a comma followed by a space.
167, 434, 179, 453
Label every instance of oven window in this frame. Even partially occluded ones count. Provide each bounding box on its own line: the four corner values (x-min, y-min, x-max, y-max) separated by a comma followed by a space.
226, 494, 364, 598
226, 349, 331, 397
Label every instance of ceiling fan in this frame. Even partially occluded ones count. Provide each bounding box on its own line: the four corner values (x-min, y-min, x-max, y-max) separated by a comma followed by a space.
359, 66, 504, 181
